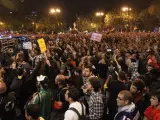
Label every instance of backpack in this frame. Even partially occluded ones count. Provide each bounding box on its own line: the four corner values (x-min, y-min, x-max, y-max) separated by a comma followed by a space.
69, 102, 87, 120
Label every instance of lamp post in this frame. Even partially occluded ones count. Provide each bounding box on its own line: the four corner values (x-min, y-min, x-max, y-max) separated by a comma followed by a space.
95, 12, 104, 30
121, 6, 132, 31
32, 22, 36, 31
49, 8, 61, 32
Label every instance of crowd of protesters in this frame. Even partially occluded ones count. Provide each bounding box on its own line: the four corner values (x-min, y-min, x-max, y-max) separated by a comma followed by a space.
0, 31, 160, 120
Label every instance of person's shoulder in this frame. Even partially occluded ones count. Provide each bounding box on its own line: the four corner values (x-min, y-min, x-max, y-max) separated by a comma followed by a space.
145, 105, 152, 111
3, 94, 15, 112
64, 109, 78, 120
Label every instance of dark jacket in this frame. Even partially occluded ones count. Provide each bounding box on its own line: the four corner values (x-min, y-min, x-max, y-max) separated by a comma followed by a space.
0, 93, 16, 120
114, 103, 136, 120
133, 91, 150, 119
107, 80, 126, 119
53, 86, 69, 113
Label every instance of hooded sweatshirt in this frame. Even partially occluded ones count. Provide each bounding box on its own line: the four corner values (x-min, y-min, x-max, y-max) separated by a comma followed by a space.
114, 102, 136, 120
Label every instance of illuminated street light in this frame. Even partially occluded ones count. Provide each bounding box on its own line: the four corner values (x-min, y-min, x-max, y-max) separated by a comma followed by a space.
56, 8, 61, 13
96, 12, 104, 17
49, 8, 61, 31
121, 6, 132, 32
50, 8, 61, 14
95, 12, 104, 30
50, 9, 55, 13
0, 22, 4, 25
122, 6, 132, 12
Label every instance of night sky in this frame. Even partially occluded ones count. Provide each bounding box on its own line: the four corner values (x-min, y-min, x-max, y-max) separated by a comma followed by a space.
0, 0, 153, 22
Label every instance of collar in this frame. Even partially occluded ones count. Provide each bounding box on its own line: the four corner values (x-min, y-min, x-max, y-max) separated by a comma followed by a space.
118, 102, 135, 113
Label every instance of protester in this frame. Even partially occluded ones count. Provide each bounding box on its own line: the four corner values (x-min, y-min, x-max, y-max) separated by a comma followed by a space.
25, 104, 44, 120
50, 74, 68, 120
86, 77, 104, 120
26, 75, 52, 120
144, 89, 160, 120
0, 81, 16, 120
130, 79, 150, 119
1, 31, 160, 120
64, 87, 86, 120
114, 90, 136, 120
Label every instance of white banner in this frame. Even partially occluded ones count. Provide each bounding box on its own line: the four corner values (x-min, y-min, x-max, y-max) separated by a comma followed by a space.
90, 33, 102, 42
23, 42, 32, 49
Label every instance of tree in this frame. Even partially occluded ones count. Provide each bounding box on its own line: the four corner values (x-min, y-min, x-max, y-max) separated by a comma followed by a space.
37, 16, 67, 33
139, 9, 158, 30
148, 0, 160, 20
75, 16, 98, 32
104, 10, 137, 31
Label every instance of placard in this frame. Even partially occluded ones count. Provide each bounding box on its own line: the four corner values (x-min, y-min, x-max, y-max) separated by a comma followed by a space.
90, 33, 102, 42
23, 42, 32, 49
37, 38, 47, 53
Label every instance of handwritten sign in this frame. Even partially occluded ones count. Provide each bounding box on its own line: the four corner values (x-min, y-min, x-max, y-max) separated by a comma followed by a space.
37, 38, 47, 53
90, 33, 102, 42
23, 42, 32, 49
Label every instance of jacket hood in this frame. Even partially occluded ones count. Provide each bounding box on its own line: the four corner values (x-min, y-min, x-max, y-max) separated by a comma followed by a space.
118, 102, 135, 113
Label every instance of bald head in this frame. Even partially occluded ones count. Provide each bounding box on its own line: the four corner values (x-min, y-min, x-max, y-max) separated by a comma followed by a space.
55, 74, 65, 85
0, 82, 7, 94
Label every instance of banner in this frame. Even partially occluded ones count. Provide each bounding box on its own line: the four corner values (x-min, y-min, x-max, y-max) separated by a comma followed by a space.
90, 33, 102, 42
37, 38, 47, 53
23, 42, 32, 49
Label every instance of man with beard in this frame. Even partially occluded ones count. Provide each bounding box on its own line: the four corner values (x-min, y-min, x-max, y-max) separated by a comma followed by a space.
130, 79, 150, 119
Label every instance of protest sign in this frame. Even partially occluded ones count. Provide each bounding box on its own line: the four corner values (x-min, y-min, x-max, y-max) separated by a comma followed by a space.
37, 38, 47, 53
23, 42, 32, 49
90, 33, 102, 42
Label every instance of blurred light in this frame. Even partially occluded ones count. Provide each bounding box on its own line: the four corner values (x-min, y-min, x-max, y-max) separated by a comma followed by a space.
96, 12, 104, 16
9, 35, 12, 38
122, 6, 132, 12
50, 9, 55, 13
32, 22, 35, 25
0, 22, 4, 25
10, 12, 12, 14
56, 8, 61, 13
50, 8, 61, 14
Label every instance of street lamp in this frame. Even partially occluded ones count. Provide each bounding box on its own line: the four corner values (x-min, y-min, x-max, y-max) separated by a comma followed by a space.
122, 7, 131, 12
0, 22, 4, 25
95, 12, 104, 30
50, 8, 61, 14
121, 6, 132, 31
49, 8, 61, 32
96, 12, 104, 17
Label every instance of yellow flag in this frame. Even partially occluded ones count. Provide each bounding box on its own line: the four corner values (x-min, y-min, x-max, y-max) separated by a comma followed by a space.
37, 38, 47, 53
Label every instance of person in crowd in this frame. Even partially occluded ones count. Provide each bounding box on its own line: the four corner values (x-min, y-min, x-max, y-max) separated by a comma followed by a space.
25, 104, 44, 120
82, 65, 94, 85
27, 75, 52, 120
0, 81, 16, 120
114, 90, 136, 120
86, 77, 104, 120
97, 53, 108, 87
50, 74, 68, 120
130, 79, 150, 119
107, 71, 127, 120
64, 87, 86, 120
144, 89, 160, 120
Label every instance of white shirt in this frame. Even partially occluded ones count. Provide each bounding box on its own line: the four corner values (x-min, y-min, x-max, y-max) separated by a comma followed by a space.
64, 102, 86, 120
